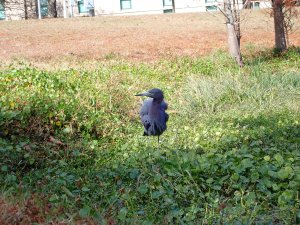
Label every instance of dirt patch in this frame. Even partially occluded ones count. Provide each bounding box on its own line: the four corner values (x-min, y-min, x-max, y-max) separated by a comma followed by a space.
1, 10, 300, 63
0, 196, 99, 224
0, 195, 47, 224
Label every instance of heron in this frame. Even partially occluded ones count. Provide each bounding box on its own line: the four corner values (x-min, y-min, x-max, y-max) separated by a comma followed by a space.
135, 88, 169, 143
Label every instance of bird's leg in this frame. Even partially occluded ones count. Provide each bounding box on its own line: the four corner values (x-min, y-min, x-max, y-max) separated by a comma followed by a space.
147, 136, 152, 156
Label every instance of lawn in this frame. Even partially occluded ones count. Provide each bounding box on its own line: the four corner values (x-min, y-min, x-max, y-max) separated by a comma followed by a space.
1, 10, 300, 225
0, 10, 299, 64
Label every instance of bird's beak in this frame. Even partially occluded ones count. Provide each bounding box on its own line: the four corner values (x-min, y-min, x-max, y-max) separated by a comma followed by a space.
135, 91, 153, 98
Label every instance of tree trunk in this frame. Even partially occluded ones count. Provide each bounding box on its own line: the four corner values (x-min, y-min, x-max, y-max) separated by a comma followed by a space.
171, 0, 175, 12
224, 0, 243, 67
272, 0, 287, 51
49, 0, 58, 17
24, 0, 28, 19
53, 0, 57, 17
232, 0, 241, 46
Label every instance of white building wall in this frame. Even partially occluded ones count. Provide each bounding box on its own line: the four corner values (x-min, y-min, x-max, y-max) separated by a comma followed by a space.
94, 0, 119, 15
253, 0, 272, 9
94, 0, 165, 16
175, 0, 206, 13
93, 0, 247, 16
130, 0, 164, 13
0, 0, 273, 20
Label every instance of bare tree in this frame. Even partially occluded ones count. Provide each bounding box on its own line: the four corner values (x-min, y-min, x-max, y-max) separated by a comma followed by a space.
220, 0, 244, 67
272, 0, 287, 50
4, 0, 38, 19
48, 0, 57, 17
23, 0, 28, 18
3, 0, 59, 19
271, 0, 299, 51
171, 0, 175, 12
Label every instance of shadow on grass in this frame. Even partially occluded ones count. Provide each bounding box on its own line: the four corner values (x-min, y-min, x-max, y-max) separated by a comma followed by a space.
77, 112, 299, 224
244, 46, 300, 66
216, 112, 300, 152
1, 111, 299, 224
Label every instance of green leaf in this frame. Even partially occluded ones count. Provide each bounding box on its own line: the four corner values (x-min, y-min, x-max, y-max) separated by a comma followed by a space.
118, 207, 128, 221
6, 174, 16, 182
277, 166, 293, 180
260, 178, 272, 188
72, 149, 80, 156
274, 153, 284, 166
63, 127, 71, 133
241, 158, 253, 169
129, 169, 139, 179
288, 181, 299, 189
272, 183, 280, 191
1, 165, 8, 172
231, 173, 240, 181
206, 178, 214, 184
250, 172, 259, 182
259, 165, 269, 175
81, 186, 90, 192
245, 192, 256, 206
152, 190, 163, 199
62, 186, 74, 198
79, 205, 91, 218
212, 185, 221, 190
137, 185, 148, 195
49, 194, 59, 202
278, 190, 294, 206
268, 170, 277, 178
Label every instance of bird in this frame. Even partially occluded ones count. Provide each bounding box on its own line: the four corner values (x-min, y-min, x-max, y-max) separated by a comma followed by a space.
135, 88, 169, 143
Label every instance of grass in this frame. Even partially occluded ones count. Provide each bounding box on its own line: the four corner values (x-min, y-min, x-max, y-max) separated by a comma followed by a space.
0, 48, 300, 224
1, 10, 299, 63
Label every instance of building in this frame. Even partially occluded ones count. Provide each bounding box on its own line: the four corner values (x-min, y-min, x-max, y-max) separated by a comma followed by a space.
249, 0, 272, 9
0, 0, 57, 20
0, 0, 271, 20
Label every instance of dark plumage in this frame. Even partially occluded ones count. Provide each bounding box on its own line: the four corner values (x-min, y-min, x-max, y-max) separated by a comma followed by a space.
135, 88, 169, 141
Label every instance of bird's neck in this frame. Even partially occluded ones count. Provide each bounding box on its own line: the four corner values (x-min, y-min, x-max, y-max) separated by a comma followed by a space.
153, 98, 163, 104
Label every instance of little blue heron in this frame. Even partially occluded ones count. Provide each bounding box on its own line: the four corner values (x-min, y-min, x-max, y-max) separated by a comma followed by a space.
135, 88, 169, 143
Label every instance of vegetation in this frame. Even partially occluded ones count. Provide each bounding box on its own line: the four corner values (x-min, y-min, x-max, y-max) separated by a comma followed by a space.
0, 48, 300, 224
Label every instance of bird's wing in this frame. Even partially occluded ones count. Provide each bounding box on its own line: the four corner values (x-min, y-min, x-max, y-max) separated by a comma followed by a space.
139, 99, 152, 117
161, 101, 168, 110
165, 112, 169, 122
139, 99, 152, 135
160, 101, 169, 122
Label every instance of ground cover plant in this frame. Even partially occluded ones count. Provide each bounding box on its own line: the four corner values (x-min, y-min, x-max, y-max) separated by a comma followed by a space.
0, 48, 300, 224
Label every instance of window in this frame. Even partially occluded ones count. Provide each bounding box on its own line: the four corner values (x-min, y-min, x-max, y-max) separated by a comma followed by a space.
163, 9, 173, 13
251, 2, 260, 9
40, 0, 48, 17
120, 0, 132, 10
205, 0, 217, 3
163, 0, 172, 6
0, 0, 5, 20
78, 0, 89, 13
206, 5, 217, 11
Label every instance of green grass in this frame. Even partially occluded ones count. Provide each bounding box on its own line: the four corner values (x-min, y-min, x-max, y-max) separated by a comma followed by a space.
0, 48, 300, 224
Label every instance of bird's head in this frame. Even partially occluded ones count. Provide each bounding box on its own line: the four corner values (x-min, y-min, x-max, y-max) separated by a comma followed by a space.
135, 88, 164, 101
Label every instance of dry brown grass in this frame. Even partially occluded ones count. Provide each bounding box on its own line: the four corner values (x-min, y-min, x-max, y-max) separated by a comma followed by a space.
1, 10, 300, 64
0, 195, 47, 224
0, 196, 100, 224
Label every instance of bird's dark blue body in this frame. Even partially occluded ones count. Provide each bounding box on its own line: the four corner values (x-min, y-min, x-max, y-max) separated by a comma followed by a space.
140, 98, 168, 136
135, 88, 169, 137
